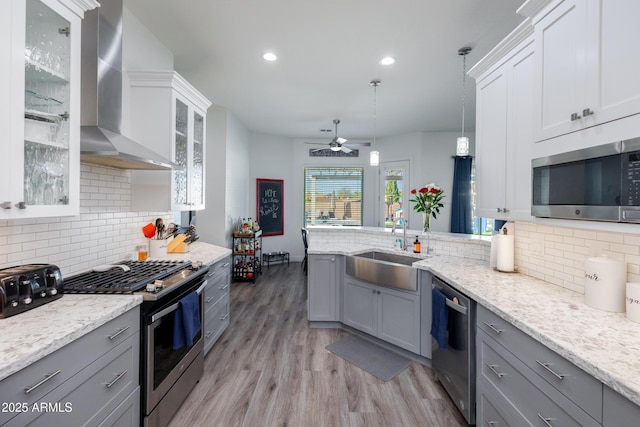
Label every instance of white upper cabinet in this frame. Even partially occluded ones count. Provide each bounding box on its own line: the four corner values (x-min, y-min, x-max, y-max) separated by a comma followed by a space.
471, 24, 535, 221
128, 71, 211, 212
533, 0, 640, 142
0, 0, 96, 218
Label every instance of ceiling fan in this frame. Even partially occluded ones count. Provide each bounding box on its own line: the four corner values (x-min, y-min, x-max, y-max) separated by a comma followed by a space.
306, 119, 371, 153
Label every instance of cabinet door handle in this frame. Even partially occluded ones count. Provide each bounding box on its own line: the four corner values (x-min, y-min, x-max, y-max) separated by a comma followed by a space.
484, 420, 497, 427
205, 331, 213, 338
537, 414, 555, 427
485, 363, 505, 378
570, 112, 582, 121
582, 108, 594, 117
24, 370, 61, 394
221, 284, 229, 290
535, 360, 566, 380
496, 208, 502, 213
483, 322, 503, 335
222, 263, 230, 268
104, 370, 127, 389
220, 313, 229, 320
108, 326, 130, 340
15, 202, 26, 209
206, 296, 215, 303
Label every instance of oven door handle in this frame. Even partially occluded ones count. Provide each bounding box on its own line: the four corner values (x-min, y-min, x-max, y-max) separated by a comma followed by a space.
150, 280, 208, 323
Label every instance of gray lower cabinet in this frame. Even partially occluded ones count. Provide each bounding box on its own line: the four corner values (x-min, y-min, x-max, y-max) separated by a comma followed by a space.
603, 385, 640, 426
307, 254, 340, 321
1, 307, 140, 427
342, 277, 421, 353
203, 256, 231, 355
477, 305, 601, 426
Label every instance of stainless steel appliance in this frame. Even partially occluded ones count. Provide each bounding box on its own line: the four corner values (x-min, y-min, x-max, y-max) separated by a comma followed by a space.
431, 276, 476, 425
0, 264, 63, 318
532, 138, 640, 222
64, 260, 209, 427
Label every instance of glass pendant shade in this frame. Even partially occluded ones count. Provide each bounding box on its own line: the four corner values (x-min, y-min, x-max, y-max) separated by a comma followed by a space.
456, 136, 469, 156
370, 150, 379, 166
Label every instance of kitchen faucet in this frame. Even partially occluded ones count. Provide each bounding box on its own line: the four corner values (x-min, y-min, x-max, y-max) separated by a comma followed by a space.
392, 217, 408, 251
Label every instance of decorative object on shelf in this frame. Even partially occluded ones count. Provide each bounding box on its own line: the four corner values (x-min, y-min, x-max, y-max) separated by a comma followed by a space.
456, 47, 472, 157
370, 80, 380, 166
256, 179, 284, 236
410, 183, 445, 233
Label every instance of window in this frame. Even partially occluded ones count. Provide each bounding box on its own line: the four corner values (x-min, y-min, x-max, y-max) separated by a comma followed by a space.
304, 167, 363, 226
471, 160, 495, 235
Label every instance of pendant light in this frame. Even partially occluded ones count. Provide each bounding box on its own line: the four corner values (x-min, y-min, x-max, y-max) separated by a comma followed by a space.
370, 80, 380, 166
456, 47, 472, 156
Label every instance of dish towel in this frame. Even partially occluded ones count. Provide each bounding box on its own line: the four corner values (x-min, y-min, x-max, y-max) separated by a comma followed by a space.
430, 287, 449, 350
173, 291, 201, 350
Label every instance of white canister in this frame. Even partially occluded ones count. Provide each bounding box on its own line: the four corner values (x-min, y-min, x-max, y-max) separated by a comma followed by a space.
149, 239, 167, 258
626, 282, 640, 323
584, 254, 626, 312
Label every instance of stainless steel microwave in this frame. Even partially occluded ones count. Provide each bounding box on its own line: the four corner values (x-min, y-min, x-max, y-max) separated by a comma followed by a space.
531, 139, 640, 222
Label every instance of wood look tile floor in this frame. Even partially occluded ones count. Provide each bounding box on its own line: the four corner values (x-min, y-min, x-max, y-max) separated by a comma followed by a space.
168, 263, 467, 427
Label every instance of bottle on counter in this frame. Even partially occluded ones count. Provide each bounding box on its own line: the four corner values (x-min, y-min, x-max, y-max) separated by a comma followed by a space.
413, 236, 421, 254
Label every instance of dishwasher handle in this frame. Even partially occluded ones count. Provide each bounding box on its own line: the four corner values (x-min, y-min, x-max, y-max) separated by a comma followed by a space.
446, 297, 468, 315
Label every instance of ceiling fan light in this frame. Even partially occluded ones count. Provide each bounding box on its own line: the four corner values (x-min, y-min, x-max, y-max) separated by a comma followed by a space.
370, 150, 380, 166
330, 142, 342, 151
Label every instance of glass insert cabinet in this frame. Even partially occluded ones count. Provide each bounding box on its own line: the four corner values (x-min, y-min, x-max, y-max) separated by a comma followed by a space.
129, 71, 211, 211
0, 0, 94, 218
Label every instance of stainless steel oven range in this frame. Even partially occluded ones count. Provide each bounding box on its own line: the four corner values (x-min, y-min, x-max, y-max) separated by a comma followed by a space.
64, 260, 209, 427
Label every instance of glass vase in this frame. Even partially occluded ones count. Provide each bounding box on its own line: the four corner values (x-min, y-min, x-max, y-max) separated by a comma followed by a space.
422, 213, 434, 254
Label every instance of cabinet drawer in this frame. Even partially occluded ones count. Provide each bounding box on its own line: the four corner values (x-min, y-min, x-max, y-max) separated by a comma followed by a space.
207, 257, 231, 277
478, 330, 600, 427
477, 306, 602, 420
97, 387, 140, 427
6, 332, 139, 427
204, 270, 230, 315
204, 295, 229, 353
0, 308, 139, 425
477, 383, 528, 427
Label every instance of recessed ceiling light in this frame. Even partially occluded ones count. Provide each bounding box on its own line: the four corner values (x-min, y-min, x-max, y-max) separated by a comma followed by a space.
380, 56, 396, 65
263, 52, 277, 61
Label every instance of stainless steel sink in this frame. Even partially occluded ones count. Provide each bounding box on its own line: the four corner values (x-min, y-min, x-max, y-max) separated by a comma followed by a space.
345, 251, 422, 291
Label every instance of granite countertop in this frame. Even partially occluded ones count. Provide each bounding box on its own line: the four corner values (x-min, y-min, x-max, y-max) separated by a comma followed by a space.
0, 242, 231, 383
0, 294, 142, 382
159, 241, 232, 266
309, 243, 640, 406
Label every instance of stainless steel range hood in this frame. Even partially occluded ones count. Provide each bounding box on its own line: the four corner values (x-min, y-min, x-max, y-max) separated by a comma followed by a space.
80, 0, 175, 170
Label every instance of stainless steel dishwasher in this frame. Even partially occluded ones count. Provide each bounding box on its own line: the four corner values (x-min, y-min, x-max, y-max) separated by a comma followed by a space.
431, 276, 476, 425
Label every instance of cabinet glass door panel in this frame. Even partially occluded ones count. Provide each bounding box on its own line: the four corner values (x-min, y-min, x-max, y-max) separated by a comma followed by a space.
192, 111, 204, 206
174, 99, 189, 205
24, 0, 70, 206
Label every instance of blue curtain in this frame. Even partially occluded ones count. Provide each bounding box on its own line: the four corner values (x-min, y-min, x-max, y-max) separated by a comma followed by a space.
450, 156, 473, 234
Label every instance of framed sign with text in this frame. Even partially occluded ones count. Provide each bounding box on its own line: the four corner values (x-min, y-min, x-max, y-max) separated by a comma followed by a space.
256, 178, 284, 236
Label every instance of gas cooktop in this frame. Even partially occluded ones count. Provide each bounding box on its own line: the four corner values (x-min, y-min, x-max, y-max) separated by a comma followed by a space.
64, 260, 191, 294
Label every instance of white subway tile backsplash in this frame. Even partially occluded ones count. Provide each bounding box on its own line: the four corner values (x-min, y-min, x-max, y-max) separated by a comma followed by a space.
516, 221, 640, 294
0, 164, 174, 276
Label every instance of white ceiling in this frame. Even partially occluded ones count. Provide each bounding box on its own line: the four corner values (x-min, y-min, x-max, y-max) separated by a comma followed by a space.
124, 0, 525, 141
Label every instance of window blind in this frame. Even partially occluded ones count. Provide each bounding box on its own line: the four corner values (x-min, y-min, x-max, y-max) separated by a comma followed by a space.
304, 167, 363, 226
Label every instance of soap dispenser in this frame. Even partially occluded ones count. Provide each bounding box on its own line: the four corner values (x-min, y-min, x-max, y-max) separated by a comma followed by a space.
413, 236, 421, 253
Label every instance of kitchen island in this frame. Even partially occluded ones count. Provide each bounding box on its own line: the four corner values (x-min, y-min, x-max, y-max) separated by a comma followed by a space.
307, 226, 640, 409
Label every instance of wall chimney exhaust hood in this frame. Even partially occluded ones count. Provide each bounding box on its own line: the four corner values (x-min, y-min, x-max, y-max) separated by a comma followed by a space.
80, 0, 175, 170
